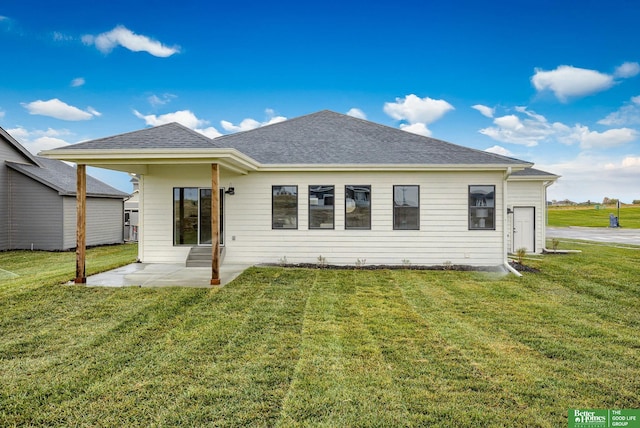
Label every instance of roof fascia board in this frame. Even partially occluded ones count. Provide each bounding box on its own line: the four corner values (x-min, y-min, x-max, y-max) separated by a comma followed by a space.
40, 147, 534, 174
258, 163, 533, 172
508, 175, 560, 182
39, 148, 259, 174
1, 127, 42, 167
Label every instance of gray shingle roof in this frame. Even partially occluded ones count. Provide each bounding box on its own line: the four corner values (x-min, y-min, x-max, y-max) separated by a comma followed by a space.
510, 167, 559, 177
66, 122, 216, 150
6, 157, 129, 198
213, 110, 530, 165
46, 110, 532, 167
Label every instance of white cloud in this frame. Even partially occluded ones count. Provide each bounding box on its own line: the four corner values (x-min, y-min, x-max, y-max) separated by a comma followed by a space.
384, 94, 454, 124
399, 122, 431, 137
472, 104, 494, 118
71, 77, 85, 87
53, 31, 74, 42
148, 93, 176, 107
561, 125, 637, 149
86, 106, 102, 117
22, 98, 100, 121
384, 94, 454, 136
543, 153, 640, 203
134, 109, 221, 138
614, 62, 640, 78
531, 65, 614, 102
484, 145, 513, 156
7, 127, 72, 154
346, 108, 367, 119
0, 110, 4, 119
220, 110, 287, 133
621, 156, 640, 167
82, 25, 179, 57
480, 106, 637, 149
479, 107, 562, 147
598, 96, 640, 126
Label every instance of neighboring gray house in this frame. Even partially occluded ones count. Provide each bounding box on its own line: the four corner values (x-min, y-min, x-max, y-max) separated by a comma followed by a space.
1, 126, 128, 251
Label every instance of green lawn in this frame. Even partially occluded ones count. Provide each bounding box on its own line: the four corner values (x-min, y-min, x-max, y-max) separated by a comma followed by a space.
548, 204, 640, 228
1, 241, 639, 427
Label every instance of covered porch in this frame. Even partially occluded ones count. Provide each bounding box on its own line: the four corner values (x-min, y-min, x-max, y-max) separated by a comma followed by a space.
72, 161, 248, 286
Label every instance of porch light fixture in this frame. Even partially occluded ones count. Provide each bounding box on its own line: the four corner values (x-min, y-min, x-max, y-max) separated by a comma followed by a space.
225, 187, 235, 195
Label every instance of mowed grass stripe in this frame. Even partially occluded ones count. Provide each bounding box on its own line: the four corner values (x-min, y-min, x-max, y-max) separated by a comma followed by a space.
395, 270, 570, 426
1, 241, 640, 426
155, 268, 310, 427
361, 271, 526, 427
278, 270, 411, 427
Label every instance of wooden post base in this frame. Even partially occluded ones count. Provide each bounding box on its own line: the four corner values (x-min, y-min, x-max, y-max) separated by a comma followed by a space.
210, 278, 221, 286
75, 277, 86, 284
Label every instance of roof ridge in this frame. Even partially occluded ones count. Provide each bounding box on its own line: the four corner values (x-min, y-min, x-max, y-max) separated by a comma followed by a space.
212, 110, 344, 142
86, 122, 214, 144
163, 122, 218, 145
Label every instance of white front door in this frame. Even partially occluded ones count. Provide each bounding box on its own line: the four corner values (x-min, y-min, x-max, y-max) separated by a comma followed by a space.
513, 207, 535, 252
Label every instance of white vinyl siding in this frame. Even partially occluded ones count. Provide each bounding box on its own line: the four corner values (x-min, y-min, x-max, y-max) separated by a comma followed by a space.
507, 180, 546, 254
139, 166, 505, 267
140, 165, 222, 263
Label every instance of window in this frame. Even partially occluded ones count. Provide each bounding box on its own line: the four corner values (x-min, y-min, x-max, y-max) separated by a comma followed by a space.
469, 185, 495, 230
393, 185, 419, 230
345, 185, 371, 229
272, 186, 298, 229
309, 185, 335, 229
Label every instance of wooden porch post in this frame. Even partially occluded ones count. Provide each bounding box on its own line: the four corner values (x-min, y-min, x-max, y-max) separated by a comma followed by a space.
75, 164, 87, 284
211, 163, 221, 285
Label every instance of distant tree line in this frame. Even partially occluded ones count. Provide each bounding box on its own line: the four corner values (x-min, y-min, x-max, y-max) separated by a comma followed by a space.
549, 198, 640, 206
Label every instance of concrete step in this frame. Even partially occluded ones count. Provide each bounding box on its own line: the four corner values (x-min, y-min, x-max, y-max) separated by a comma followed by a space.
186, 246, 225, 267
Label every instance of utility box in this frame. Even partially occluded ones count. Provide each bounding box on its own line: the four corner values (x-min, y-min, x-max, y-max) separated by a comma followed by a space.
609, 213, 619, 228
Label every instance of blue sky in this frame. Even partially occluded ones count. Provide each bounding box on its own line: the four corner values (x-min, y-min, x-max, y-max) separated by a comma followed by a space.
2, 0, 639, 202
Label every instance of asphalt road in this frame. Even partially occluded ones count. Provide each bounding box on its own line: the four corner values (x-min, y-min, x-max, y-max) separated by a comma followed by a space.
547, 226, 640, 246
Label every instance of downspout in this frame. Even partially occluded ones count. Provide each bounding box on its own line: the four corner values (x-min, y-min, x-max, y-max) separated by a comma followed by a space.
503, 167, 522, 276
137, 175, 144, 263
541, 180, 556, 254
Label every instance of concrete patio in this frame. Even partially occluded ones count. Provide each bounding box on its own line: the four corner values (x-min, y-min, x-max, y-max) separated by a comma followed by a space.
82, 262, 251, 288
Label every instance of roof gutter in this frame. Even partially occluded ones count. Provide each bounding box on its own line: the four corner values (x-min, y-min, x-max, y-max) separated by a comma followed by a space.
38, 148, 261, 175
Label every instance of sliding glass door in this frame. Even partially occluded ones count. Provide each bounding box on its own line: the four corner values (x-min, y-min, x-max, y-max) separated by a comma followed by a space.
174, 188, 224, 246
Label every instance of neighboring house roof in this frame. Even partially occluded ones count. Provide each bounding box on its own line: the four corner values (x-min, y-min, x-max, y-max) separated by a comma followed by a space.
0, 126, 42, 167
41, 110, 533, 170
6, 157, 129, 198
